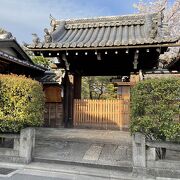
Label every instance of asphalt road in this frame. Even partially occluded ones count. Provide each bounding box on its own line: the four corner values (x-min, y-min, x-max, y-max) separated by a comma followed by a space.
0, 173, 110, 180
0, 174, 69, 180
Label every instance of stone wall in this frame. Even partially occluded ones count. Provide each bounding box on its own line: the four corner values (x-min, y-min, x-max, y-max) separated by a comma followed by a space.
0, 128, 35, 164
132, 133, 180, 178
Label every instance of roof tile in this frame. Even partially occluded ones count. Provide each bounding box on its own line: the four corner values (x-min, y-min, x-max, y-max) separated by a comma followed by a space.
29, 13, 178, 49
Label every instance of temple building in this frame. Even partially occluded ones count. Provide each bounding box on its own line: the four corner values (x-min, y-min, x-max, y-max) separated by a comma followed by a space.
0, 31, 46, 76
0, 30, 64, 128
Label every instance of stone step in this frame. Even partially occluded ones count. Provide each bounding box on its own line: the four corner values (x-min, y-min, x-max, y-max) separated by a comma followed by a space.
0, 148, 19, 156
33, 157, 133, 172
20, 162, 148, 180
35, 128, 132, 145
34, 141, 132, 163
83, 144, 103, 161
0, 155, 25, 164
35, 139, 132, 147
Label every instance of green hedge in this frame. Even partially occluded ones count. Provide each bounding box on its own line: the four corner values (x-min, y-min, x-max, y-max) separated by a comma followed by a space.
0, 74, 45, 133
130, 77, 180, 142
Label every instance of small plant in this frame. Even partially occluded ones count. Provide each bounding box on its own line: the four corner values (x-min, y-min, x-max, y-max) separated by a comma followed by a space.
31, 56, 50, 67
130, 77, 180, 158
0, 74, 45, 133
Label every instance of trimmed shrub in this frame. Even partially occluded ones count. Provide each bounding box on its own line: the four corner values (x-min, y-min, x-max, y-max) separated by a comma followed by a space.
0, 74, 45, 133
130, 77, 180, 142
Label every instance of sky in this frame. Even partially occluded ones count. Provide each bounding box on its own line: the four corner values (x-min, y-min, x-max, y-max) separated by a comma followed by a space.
0, 0, 176, 44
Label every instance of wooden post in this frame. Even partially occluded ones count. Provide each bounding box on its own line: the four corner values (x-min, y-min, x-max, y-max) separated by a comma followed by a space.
63, 72, 74, 128
74, 75, 82, 99
68, 74, 74, 127
64, 73, 69, 128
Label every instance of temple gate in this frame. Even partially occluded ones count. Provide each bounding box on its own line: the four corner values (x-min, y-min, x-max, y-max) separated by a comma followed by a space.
28, 12, 179, 130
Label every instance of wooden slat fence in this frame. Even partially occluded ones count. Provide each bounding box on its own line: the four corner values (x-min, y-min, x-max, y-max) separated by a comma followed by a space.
73, 99, 130, 130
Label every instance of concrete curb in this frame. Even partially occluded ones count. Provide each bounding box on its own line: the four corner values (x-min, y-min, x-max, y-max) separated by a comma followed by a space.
33, 157, 133, 172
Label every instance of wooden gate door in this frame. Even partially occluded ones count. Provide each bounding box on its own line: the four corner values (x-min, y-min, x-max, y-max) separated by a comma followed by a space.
73, 99, 130, 130
44, 103, 63, 128
43, 85, 63, 128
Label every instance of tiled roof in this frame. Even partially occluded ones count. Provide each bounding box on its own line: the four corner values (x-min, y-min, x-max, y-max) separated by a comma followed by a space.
0, 39, 47, 71
38, 70, 65, 84
29, 12, 177, 49
0, 50, 45, 71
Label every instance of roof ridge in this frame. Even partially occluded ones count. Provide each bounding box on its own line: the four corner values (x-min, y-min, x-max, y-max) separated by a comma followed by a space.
55, 12, 158, 23
50, 12, 159, 28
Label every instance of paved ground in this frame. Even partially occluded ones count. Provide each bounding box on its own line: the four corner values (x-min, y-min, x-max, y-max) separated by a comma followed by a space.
35, 128, 132, 145
0, 128, 179, 179
0, 162, 155, 180
0, 162, 179, 180
34, 128, 132, 169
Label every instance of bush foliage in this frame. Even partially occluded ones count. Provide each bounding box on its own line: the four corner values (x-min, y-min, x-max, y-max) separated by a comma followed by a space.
31, 56, 50, 68
0, 74, 45, 133
130, 77, 180, 142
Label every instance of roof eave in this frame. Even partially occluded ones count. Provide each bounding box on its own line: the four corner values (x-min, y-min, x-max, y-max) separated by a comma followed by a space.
0, 51, 46, 72
0, 39, 47, 71
28, 42, 180, 52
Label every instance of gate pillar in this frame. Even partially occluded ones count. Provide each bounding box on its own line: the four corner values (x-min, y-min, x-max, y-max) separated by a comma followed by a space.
74, 75, 82, 99
64, 73, 74, 127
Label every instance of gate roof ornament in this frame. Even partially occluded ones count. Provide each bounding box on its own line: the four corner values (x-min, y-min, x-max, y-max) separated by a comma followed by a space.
0, 29, 13, 40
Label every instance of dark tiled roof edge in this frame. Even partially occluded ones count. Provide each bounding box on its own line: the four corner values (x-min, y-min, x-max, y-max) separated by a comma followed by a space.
0, 50, 45, 71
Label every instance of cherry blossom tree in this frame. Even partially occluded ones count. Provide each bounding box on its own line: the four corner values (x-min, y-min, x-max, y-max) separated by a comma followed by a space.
134, 0, 180, 36
134, 0, 180, 66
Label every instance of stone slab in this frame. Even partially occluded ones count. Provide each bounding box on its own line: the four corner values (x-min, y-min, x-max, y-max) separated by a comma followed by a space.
20, 128, 35, 163
0, 148, 19, 156
35, 128, 132, 145
83, 144, 103, 161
